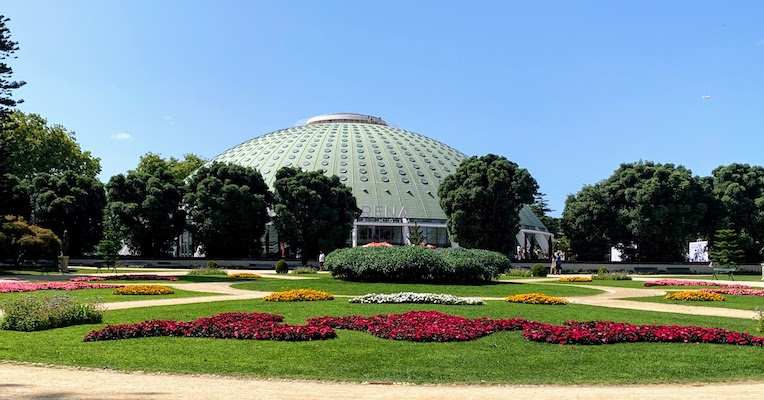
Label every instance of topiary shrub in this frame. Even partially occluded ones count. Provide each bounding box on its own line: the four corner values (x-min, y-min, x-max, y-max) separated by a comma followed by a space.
531, 263, 548, 277
275, 259, 289, 274
1, 294, 103, 331
207, 261, 218, 268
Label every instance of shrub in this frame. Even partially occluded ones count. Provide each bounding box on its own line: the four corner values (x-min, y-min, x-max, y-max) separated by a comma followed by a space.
274, 259, 289, 274
504, 268, 532, 277
349, 292, 485, 305
592, 272, 632, 281
665, 290, 725, 301
207, 261, 218, 268
559, 276, 592, 282
326, 246, 509, 283
505, 293, 567, 305
228, 273, 262, 279
187, 266, 228, 276
112, 285, 175, 295
263, 289, 334, 302
530, 264, 547, 277
292, 267, 317, 275
598, 267, 609, 275
1, 294, 103, 331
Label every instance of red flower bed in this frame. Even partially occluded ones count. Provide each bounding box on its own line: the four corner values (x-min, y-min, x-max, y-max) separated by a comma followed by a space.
70, 275, 179, 282
643, 279, 751, 289
0, 281, 123, 293
83, 312, 335, 342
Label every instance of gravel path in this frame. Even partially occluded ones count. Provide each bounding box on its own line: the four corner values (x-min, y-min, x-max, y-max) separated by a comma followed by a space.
2, 271, 764, 399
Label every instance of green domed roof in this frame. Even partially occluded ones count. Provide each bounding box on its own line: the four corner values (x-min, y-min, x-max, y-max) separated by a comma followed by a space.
209, 113, 547, 231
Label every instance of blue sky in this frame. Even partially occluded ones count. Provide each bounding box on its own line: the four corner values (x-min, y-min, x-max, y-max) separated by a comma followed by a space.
4, 1, 763, 217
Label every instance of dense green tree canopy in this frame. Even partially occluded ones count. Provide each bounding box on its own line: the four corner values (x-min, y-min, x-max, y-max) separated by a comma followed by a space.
0, 215, 60, 265
0, 111, 101, 179
0, 15, 25, 118
105, 157, 186, 257
136, 153, 207, 181
562, 161, 707, 261
438, 154, 538, 254
710, 163, 764, 262
530, 192, 561, 236
272, 167, 360, 261
28, 171, 106, 256
184, 162, 272, 258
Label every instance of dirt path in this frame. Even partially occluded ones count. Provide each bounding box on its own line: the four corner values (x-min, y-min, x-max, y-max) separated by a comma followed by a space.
3, 272, 764, 399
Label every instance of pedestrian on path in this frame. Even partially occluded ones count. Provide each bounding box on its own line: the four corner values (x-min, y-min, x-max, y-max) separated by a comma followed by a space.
318, 251, 326, 271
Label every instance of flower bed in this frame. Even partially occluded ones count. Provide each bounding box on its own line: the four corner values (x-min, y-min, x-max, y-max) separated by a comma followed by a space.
112, 285, 175, 295
559, 277, 592, 282
228, 273, 262, 279
505, 293, 567, 305
263, 289, 334, 302
665, 290, 724, 301
83, 312, 335, 342
0, 282, 123, 293
643, 279, 751, 289
70, 275, 179, 282
703, 288, 764, 297
348, 292, 485, 305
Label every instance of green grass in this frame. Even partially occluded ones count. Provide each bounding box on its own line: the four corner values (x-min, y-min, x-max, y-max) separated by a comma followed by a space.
233, 275, 604, 297
626, 294, 764, 311
0, 299, 762, 384
0, 287, 218, 304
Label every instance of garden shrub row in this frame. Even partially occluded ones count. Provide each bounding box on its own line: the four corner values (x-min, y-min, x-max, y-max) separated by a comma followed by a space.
325, 246, 510, 283
1, 294, 103, 332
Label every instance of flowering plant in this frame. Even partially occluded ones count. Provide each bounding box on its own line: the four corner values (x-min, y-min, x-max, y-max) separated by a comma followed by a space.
263, 289, 334, 302
70, 275, 179, 282
228, 273, 262, 279
83, 312, 335, 342
703, 288, 764, 297
643, 279, 751, 289
665, 290, 724, 301
559, 277, 592, 282
112, 285, 175, 295
505, 293, 567, 305
348, 292, 485, 305
0, 282, 123, 293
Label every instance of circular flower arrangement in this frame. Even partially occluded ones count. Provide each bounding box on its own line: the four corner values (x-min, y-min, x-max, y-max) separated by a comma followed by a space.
559, 277, 592, 282
349, 292, 485, 305
263, 289, 334, 302
505, 293, 567, 305
665, 290, 724, 302
228, 273, 262, 279
113, 285, 175, 295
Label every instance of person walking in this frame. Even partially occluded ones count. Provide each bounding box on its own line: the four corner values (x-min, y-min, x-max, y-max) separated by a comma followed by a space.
318, 251, 326, 271
555, 251, 563, 275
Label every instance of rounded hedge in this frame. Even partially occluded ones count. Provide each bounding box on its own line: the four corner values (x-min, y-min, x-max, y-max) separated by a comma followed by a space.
326, 246, 510, 283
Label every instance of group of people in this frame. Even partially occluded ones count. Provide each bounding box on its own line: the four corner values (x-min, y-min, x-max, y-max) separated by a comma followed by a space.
550, 251, 563, 274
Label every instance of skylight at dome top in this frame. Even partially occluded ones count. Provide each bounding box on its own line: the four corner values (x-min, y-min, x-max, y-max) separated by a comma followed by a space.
209, 113, 468, 221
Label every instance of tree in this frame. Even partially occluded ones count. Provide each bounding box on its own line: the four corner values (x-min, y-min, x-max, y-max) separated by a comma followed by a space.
0, 111, 101, 179
272, 167, 360, 262
530, 192, 561, 236
0, 172, 30, 218
135, 152, 207, 181
27, 171, 106, 256
710, 163, 764, 262
709, 229, 744, 268
184, 162, 272, 258
438, 154, 538, 254
0, 215, 60, 266
105, 157, 186, 257
561, 185, 612, 261
562, 161, 707, 262
0, 15, 25, 119
407, 221, 426, 245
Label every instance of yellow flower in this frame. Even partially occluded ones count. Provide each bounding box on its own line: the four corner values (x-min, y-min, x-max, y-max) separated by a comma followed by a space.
665, 290, 724, 301
113, 285, 175, 295
559, 277, 592, 282
505, 293, 567, 305
228, 273, 262, 279
263, 289, 334, 302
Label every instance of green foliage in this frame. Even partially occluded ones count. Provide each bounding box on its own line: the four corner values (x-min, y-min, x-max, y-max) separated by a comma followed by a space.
504, 268, 533, 277
710, 164, 764, 262
292, 266, 318, 275
407, 221, 426, 245
275, 259, 289, 274
272, 167, 360, 260
0, 16, 25, 118
562, 161, 707, 262
531, 192, 561, 235
438, 154, 538, 254
187, 265, 227, 276
136, 153, 206, 182
27, 171, 106, 256
755, 307, 764, 334
593, 270, 632, 281
207, 261, 218, 268
0, 294, 102, 331
96, 239, 119, 267
326, 246, 509, 283
598, 267, 609, 275
0, 215, 60, 265
105, 155, 186, 257
710, 229, 744, 268
184, 162, 272, 258
531, 263, 547, 277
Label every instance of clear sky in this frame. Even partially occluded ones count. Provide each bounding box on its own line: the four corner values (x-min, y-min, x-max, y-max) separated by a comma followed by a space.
4, 1, 763, 217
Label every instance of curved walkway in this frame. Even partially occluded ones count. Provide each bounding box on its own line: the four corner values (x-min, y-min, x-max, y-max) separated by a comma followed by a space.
2, 271, 764, 399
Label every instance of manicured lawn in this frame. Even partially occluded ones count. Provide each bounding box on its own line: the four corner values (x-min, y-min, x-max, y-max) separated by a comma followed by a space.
1, 299, 763, 384
233, 275, 604, 297
0, 287, 218, 304
626, 294, 764, 311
